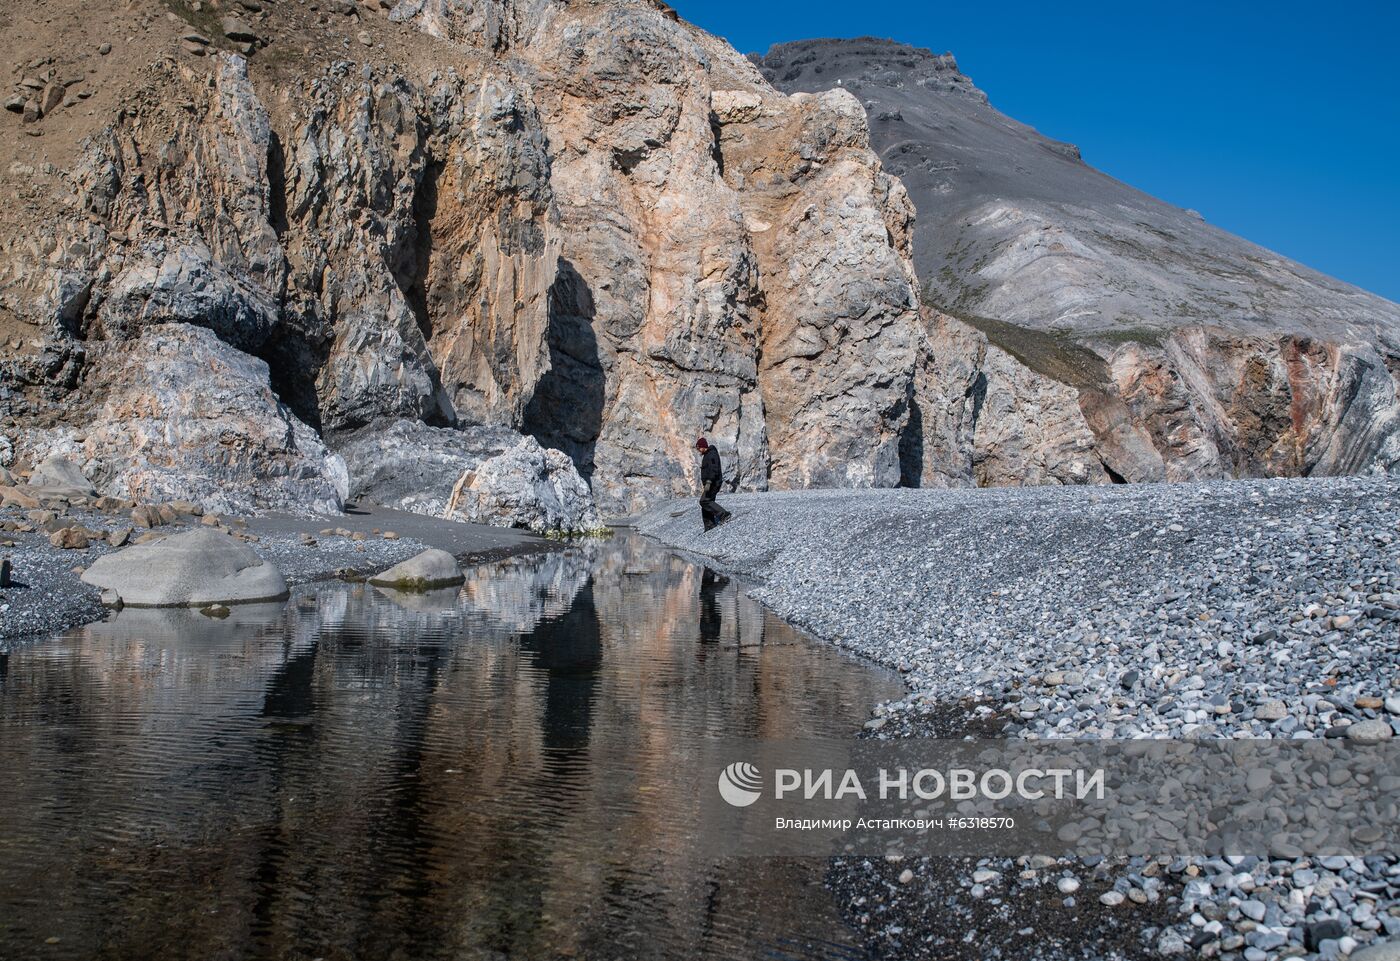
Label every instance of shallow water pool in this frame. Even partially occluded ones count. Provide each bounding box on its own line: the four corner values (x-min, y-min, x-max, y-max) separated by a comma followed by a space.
0, 535, 902, 961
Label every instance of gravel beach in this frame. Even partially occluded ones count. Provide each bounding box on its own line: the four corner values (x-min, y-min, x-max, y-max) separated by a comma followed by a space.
0, 501, 548, 650
637, 476, 1400, 961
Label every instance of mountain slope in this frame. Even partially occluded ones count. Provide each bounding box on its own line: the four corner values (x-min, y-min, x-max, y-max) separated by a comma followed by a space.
757, 38, 1400, 485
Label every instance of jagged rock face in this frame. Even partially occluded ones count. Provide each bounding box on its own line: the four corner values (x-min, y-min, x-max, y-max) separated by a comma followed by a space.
759, 37, 1400, 484
282, 63, 559, 432
35, 57, 288, 354
8, 7, 1392, 518
713, 86, 920, 489
507, 1, 775, 511
14, 324, 348, 514
2, 51, 559, 514
2, 2, 924, 518
62, 52, 561, 434
911, 311, 1108, 488
1111, 329, 1400, 480
911, 310, 1400, 489
389, 0, 924, 513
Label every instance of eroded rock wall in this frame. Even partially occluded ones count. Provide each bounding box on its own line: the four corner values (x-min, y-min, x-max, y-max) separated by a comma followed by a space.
389, 0, 926, 514
2, 49, 564, 517
0, 2, 925, 518
1111, 329, 1400, 481
2, 2, 1394, 520
914, 311, 1400, 489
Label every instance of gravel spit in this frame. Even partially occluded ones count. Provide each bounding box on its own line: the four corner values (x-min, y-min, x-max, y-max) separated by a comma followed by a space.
638, 476, 1400, 961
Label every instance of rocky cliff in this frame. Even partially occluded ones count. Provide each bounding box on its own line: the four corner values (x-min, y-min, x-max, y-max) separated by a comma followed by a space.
757, 38, 1400, 486
0, 0, 922, 521
1, 10, 1395, 525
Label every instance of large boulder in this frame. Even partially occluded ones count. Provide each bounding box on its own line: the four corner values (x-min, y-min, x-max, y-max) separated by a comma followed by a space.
80, 529, 289, 607
368, 548, 464, 591
335, 419, 522, 516
445, 437, 601, 533
337, 420, 601, 532
26, 455, 97, 499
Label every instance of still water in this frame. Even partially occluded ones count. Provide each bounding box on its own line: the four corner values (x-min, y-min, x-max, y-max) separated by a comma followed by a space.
0, 535, 902, 961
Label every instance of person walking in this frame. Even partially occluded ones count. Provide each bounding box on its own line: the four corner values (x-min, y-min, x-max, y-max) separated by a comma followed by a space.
695, 436, 732, 531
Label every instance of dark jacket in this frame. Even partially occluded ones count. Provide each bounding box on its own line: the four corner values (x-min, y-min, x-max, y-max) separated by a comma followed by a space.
700, 446, 722, 493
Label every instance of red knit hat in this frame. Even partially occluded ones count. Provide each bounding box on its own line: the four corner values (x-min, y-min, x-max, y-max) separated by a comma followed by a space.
695, 437, 708, 450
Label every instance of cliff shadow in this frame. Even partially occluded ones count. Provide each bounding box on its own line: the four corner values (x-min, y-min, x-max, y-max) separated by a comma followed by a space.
264, 329, 329, 434
398, 158, 443, 344
898, 380, 924, 488
522, 258, 605, 482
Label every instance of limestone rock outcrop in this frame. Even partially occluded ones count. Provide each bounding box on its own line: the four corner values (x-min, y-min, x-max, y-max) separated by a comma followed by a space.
1, 4, 923, 518
497, 3, 924, 512
906, 309, 1400, 488
14, 324, 348, 515
2, 6, 1395, 520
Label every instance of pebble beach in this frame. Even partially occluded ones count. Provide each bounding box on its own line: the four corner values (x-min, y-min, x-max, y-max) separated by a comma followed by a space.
638, 476, 1400, 961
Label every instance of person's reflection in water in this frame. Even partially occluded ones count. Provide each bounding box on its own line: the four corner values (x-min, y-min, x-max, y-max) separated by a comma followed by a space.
698, 568, 727, 647
518, 581, 603, 761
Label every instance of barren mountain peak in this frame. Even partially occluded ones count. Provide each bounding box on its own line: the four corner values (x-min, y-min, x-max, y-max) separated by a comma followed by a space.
757, 36, 977, 96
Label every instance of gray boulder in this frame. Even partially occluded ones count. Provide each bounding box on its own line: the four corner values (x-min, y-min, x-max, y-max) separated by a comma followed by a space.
337, 420, 601, 532
80, 529, 288, 607
26, 455, 96, 498
445, 437, 601, 533
1346, 719, 1394, 742
336, 419, 521, 516
368, 548, 464, 591
1352, 943, 1400, 961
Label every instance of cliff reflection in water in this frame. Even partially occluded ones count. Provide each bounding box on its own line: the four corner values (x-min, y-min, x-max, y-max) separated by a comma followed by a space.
0, 535, 901, 961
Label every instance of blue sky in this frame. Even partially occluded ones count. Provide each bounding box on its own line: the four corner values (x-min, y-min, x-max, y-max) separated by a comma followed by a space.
671, 0, 1400, 303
